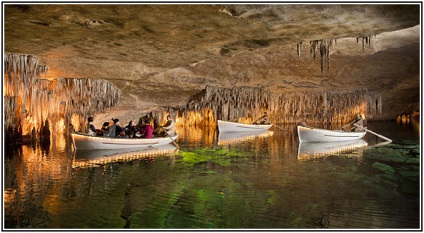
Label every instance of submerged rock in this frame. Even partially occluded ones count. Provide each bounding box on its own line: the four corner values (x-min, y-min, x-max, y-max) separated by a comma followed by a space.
364, 147, 408, 163
372, 162, 395, 175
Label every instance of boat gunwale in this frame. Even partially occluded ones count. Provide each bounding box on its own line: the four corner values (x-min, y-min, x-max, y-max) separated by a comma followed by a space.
297, 125, 366, 134
71, 132, 178, 141
217, 120, 271, 127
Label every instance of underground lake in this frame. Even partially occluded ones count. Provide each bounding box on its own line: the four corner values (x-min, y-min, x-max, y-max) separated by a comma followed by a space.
3, 120, 420, 229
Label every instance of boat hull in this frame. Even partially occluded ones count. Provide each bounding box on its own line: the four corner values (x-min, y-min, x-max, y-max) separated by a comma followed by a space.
218, 120, 272, 132
297, 125, 366, 143
72, 133, 179, 150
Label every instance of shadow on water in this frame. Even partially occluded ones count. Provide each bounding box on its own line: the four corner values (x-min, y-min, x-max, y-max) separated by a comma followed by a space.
3, 121, 420, 229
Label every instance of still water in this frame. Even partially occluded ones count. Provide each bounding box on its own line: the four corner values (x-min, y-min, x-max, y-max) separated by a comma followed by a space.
4, 121, 421, 229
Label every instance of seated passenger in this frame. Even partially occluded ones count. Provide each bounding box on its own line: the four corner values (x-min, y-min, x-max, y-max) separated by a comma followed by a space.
87, 116, 97, 136
161, 115, 176, 136
253, 112, 270, 125
142, 118, 154, 138
153, 116, 161, 135
341, 113, 365, 132
104, 118, 122, 137
101, 121, 110, 132
124, 120, 136, 138
134, 118, 145, 138
115, 119, 126, 137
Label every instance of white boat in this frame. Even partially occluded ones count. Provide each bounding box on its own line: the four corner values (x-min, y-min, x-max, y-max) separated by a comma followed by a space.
73, 144, 178, 168
71, 133, 179, 150
218, 130, 273, 145
297, 139, 367, 160
217, 120, 272, 132
297, 125, 366, 143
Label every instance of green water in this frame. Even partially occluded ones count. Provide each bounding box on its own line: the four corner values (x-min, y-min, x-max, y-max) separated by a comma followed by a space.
3, 121, 420, 229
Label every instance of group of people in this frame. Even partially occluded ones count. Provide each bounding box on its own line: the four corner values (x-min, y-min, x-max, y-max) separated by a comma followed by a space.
87, 115, 175, 138
87, 112, 364, 137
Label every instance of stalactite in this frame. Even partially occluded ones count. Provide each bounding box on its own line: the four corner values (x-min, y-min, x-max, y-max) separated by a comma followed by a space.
305, 36, 379, 76
4, 53, 121, 142
175, 86, 382, 128
296, 42, 303, 59
318, 39, 333, 75
310, 40, 319, 61
357, 36, 372, 52
309, 39, 333, 75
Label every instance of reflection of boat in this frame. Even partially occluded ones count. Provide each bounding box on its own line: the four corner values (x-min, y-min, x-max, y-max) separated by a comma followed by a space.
297, 125, 366, 143
73, 144, 178, 168
218, 120, 272, 132
218, 130, 274, 145
71, 133, 179, 149
297, 139, 368, 160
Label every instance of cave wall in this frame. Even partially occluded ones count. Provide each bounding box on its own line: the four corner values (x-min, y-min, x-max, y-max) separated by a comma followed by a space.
3, 4, 420, 140
4, 53, 120, 143
174, 86, 382, 128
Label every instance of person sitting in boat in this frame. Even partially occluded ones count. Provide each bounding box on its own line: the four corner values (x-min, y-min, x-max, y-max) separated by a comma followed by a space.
101, 121, 111, 132
115, 119, 126, 137
341, 113, 364, 132
253, 112, 270, 125
140, 118, 154, 138
156, 115, 176, 136
87, 116, 101, 136
134, 118, 146, 138
152, 116, 161, 135
124, 120, 136, 138
104, 118, 124, 137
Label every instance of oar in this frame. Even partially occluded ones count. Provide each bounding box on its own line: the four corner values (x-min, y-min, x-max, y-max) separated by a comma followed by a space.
169, 136, 180, 149
273, 124, 285, 130
164, 129, 179, 149
365, 141, 392, 149
353, 123, 392, 143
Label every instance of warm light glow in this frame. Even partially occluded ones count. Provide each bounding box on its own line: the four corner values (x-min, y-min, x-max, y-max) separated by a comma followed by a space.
4, 53, 120, 140
176, 109, 217, 128
218, 131, 273, 146
5, 140, 73, 219
4, 188, 17, 206
55, 118, 65, 134
44, 67, 64, 80
72, 146, 178, 168
298, 141, 368, 161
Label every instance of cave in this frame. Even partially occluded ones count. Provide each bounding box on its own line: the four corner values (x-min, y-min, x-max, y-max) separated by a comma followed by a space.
3, 4, 420, 140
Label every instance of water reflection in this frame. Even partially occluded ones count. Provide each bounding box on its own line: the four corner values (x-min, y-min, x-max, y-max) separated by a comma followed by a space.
298, 139, 368, 161
3, 122, 420, 229
217, 130, 273, 145
73, 144, 179, 168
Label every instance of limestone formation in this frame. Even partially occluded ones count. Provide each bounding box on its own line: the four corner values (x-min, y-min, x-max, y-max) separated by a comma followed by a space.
4, 53, 120, 142
3, 4, 420, 140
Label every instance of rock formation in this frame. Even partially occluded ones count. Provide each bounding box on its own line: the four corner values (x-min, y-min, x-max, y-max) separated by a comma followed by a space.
3, 4, 420, 140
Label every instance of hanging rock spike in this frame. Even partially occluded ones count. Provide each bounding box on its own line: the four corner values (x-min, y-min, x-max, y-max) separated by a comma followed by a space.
172, 86, 382, 127
4, 53, 121, 142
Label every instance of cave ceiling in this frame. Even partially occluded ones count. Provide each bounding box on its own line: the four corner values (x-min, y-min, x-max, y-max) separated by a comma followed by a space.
3, 3, 421, 120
